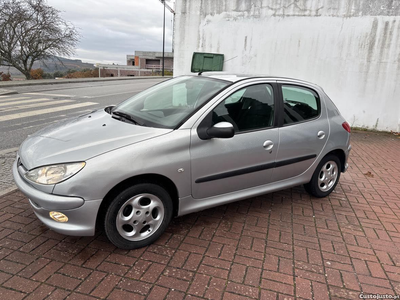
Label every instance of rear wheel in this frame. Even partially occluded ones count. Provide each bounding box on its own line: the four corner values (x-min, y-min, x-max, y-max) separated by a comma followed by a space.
104, 183, 173, 249
304, 155, 341, 198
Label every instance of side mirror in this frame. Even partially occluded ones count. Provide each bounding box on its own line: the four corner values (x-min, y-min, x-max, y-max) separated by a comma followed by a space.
206, 122, 235, 139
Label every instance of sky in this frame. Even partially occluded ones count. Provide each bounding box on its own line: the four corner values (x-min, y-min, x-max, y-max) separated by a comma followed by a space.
47, 0, 175, 65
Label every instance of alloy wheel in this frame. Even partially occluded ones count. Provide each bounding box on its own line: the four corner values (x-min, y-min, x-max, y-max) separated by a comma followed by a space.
116, 193, 165, 241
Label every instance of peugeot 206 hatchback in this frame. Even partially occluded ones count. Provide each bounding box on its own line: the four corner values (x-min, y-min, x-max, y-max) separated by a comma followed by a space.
13, 73, 351, 249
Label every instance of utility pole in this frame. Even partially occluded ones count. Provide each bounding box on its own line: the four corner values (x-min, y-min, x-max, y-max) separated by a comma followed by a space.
159, 0, 174, 76
162, 0, 165, 77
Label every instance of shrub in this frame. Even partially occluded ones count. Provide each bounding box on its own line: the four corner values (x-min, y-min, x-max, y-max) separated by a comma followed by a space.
64, 68, 97, 78
0, 72, 12, 81
30, 68, 44, 79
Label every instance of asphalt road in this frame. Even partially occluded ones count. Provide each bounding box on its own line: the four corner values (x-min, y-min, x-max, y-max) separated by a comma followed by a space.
0, 78, 168, 152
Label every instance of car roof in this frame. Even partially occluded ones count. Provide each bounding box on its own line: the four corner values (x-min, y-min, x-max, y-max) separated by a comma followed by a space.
193, 72, 322, 89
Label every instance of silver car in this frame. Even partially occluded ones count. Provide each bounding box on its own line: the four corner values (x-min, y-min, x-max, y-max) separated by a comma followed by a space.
13, 73, 351, 249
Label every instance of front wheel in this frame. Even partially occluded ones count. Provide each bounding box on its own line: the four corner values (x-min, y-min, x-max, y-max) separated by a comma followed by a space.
304, 155, 341, 198
104, 183, 173, 249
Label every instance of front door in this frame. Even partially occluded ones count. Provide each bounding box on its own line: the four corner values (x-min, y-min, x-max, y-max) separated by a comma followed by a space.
190, 83, 279, 199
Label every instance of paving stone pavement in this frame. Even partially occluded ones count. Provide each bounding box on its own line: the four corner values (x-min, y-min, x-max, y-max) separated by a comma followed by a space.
0, 149, 17, 196
0, 130, 399, 300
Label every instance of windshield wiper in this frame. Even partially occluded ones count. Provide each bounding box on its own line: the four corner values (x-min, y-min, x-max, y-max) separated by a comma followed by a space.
112, 111, 144, 126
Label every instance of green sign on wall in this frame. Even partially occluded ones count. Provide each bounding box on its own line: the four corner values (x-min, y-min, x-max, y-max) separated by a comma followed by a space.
191, 52, 224, 73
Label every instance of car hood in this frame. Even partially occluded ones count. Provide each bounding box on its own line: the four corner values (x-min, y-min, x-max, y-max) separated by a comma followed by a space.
19, 109, 172, 170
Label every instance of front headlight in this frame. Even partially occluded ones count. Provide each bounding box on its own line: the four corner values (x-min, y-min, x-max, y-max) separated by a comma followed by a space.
24, 162, 86, 185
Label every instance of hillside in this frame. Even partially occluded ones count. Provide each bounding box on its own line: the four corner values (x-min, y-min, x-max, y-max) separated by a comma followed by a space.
0, 56, 95, 77
33, 57, 95, 72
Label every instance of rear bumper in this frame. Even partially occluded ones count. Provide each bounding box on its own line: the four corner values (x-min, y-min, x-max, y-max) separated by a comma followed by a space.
343, 144, 351, 172
13, 159, 101, 236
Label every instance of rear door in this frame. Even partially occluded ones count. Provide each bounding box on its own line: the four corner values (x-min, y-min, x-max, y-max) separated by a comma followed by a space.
272, 82, 330, 181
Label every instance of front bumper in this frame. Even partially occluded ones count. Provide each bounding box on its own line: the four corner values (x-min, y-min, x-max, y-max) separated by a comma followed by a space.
13, 159, 101, 236
28, 198, 102, 236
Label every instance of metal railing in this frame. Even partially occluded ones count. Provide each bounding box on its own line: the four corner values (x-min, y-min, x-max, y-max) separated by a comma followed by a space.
145, 64, 172, 70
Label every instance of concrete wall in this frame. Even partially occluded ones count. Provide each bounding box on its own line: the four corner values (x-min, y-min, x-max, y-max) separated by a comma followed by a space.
100, 69, 153, 77
174, 0, 400, 131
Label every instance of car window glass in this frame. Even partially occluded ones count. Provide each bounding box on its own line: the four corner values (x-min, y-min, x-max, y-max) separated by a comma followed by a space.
172, 83, 187, 106
144, 82, 190, 109
224, 89, 245, 104
211, 84, 274, 132
117, 76, 230, 128
282, 85, 320, 125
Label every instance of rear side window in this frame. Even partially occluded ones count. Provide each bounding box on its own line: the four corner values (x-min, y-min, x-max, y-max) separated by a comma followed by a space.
282, 85, 320, 125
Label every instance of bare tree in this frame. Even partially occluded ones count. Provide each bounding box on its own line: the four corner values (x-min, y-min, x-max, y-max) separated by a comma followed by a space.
0, 0, 79, 79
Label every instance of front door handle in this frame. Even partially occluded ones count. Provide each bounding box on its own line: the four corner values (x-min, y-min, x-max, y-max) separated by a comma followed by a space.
317, 131, 325, 139
263, 140, 274, 151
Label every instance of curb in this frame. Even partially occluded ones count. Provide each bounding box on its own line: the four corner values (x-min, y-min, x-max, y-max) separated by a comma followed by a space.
0, 186, 17, 197
0, 89, 18, 96
0, 148, 19, 197
0, 147, 19, 155
0, 76, 171, 88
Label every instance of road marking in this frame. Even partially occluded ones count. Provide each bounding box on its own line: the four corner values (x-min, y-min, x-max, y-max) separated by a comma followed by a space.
0, 102, 98, 122
0, 100, 74, 112
4, 113, 70, 129
0, 97, 30, 103
93, 89, 144, 98
24, 93, 97, 99
0, 98, 51, 107
3, 108, 94, 129
24, 92, 74, 97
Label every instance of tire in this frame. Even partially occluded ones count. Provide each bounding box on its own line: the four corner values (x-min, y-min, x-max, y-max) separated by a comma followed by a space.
104, 183, 173, 249
304, 154, 341, 198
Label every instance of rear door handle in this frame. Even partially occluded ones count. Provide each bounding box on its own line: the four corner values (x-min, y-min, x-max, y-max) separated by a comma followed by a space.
317, 131, 325, 139
263, 140, 274, 151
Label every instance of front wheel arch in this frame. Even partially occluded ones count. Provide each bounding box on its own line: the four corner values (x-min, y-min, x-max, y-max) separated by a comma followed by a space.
96, 174, 179, 234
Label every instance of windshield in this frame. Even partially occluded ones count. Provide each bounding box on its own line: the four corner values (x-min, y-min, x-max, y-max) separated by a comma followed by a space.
114, 76, 230, 128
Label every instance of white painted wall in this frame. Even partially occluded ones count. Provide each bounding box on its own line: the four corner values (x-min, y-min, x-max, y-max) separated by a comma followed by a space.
174, 0, 400, 131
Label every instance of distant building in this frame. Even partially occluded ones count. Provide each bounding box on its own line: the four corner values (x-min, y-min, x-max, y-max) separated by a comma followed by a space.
96, 51, 174, 77
127, 51, 174, 71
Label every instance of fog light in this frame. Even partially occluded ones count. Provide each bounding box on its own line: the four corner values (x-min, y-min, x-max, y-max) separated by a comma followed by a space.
49, 211, 68, 223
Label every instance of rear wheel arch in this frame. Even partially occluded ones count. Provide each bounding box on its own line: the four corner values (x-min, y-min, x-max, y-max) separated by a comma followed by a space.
326, 149, 346, 172
304, 153, 341, 197
96, 174, 179, 233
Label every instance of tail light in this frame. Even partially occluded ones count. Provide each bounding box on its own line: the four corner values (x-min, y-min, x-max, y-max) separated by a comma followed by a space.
342, 122, 351, 133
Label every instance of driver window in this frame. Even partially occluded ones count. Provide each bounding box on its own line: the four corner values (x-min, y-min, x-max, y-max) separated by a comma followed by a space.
212, 84, 274, 132
224, 89, 245, 104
